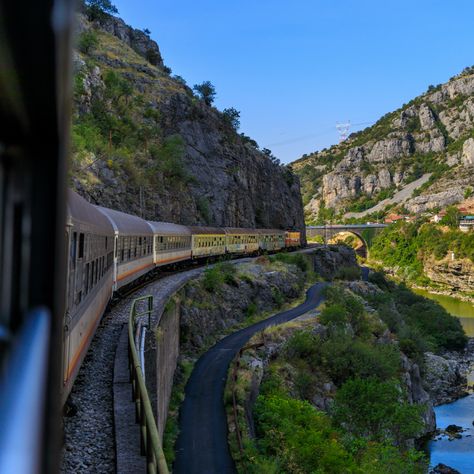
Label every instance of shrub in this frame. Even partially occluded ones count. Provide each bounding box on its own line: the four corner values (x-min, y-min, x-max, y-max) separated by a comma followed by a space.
222, 107, 240, 131
202, 266, 224, 292
85, 0, 118, 22
334, 265, 361, 281
193, 81, 216, 106
254, 395, 355, 473
319, 303, 348, 327
332, 377, 424, 444
284, 331, 319, 360
319, 336, 400, 385
78, 30, 99, 54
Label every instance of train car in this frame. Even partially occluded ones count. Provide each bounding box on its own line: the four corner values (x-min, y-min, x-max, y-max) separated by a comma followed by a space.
148, 221, 192, 267
285, 231, 301, 248
189, 226, 226, 258
97, 207, 154, 289
224, 228, 260, 255
63, 191, 115, 400
258, 229, 286, 252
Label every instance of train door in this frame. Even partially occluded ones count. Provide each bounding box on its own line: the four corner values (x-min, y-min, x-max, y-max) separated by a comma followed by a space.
62, 227, 72, 384
112, 233, 118, 291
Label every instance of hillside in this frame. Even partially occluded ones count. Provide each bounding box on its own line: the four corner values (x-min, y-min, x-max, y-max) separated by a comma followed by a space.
291, 69, 474, 223
71, 10, 304, 233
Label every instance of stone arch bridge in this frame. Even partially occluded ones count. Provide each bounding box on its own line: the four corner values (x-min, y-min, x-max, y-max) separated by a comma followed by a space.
306, 224, 388, 257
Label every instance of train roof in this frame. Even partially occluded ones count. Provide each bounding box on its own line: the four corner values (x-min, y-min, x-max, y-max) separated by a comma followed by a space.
96, 206, 153, 236
223, 227, 285, 235
256, 228, 285, 235
187, 226, 226, 235
224, 227, 259, 235
67, 190, 114, 235
147, 221, 192, 236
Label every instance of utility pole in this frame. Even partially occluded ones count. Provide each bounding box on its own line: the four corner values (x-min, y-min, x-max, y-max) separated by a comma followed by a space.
336, 121, 351, 142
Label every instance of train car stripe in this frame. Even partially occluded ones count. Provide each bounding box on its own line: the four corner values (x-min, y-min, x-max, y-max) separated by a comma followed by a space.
117, 261, 155, 281
65, 291, 111, 381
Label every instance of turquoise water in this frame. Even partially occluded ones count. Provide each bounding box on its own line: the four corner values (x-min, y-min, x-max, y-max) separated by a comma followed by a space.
415, 289, 474, 473
428, 395, 474, 473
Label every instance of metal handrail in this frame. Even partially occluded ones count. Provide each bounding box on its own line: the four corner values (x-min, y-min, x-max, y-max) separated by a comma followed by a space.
0, 308, 50, 473
128, 295, 169, 474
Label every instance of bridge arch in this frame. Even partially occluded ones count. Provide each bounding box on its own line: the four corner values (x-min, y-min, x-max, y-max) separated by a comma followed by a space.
327, 231, 368, 258
306, 224, 388, 258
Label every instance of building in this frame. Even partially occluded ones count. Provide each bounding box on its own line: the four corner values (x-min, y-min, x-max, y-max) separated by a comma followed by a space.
459, 216, 474, 232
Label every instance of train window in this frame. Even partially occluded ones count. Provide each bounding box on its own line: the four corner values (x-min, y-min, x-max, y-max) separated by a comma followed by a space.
121, 249, 124, 262
85, 263, 90, 293
78, 233, 85, 258
91, 261, 95, 286
128, 249, 131, 260
71, 232, 77, 268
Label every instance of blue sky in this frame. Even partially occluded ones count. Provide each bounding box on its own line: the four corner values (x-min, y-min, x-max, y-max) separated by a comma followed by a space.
113, 0, 474, 163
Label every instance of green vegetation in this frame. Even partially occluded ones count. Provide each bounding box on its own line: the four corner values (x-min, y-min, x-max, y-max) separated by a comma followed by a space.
366, 278, 467, 359
202, 262, 237, 292
193, 81, 216, 106
84, 0, 118, 22
231, 285, 433, 473
222, 107, 241, 131
370, 220, 474, 283
269, 252, 310, 273
78, 30, 99, 54
163, 360, 194, 468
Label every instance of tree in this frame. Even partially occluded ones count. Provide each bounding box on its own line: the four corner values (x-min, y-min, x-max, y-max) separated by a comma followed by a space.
440, 205, 461, 228
332, 377, 424, 444
78, 30, 99, 54
193, 81, 216, 106
85, 0, 118, 22
222, 107, 240, 130
143, 28, 151, 36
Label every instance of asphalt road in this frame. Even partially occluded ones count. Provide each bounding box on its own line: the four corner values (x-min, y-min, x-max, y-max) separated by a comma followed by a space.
174, 282, 328, 474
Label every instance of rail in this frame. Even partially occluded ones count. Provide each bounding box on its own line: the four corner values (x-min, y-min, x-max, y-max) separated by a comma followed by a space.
128, 295, 169, 474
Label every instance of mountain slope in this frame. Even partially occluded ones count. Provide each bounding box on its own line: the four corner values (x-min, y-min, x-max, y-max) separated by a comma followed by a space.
291, 69, 474, 223
71, 12, 304, 234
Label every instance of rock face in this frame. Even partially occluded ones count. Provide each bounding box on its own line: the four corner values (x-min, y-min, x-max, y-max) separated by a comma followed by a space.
401, 353, 436, 434
293, 69, 474, 220
311, 244, 359, 279
72, 14, 305, 235
423, 352, 466, 405
424, 257, 474, 293
179, 261, 305, 354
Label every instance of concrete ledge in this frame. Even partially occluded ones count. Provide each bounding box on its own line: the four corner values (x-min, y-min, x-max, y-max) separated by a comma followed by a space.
113, 323, 146, 474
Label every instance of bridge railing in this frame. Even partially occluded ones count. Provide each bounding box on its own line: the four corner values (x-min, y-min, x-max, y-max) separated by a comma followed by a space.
128, 295, 169, 474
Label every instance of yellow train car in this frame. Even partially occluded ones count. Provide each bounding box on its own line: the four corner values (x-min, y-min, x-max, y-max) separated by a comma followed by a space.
189, 227, 226, 258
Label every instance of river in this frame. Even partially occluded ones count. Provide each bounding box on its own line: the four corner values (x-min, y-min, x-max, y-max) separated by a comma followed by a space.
414, 289, 474, 473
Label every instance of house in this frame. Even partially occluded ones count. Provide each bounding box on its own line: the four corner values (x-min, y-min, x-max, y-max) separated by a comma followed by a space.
459, 215, 474, 232
384, 213, 406, 224
430, 210, 447, 223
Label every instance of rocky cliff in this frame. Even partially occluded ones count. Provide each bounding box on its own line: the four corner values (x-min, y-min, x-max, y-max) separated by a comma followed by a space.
292, 69, 474, 222
71, 12, 304, 234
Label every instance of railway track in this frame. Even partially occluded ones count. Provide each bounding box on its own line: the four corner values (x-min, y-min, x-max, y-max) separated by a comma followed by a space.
60, 254, 258, 473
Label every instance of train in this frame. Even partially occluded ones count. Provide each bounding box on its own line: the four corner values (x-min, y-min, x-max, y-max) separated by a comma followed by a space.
63, 190, 302, 400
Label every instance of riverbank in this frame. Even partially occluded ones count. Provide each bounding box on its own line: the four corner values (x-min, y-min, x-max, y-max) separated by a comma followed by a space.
371, 262, 474, 305
412, 284, 474, 305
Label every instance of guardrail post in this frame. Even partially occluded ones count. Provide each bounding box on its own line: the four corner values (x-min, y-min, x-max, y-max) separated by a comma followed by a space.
128, 295, 169, 474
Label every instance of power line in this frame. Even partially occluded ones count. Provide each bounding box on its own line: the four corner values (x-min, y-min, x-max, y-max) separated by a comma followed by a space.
267, 121, 374, 148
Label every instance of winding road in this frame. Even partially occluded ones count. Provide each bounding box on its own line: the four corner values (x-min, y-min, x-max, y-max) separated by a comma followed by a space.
174, 282, 328, 474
